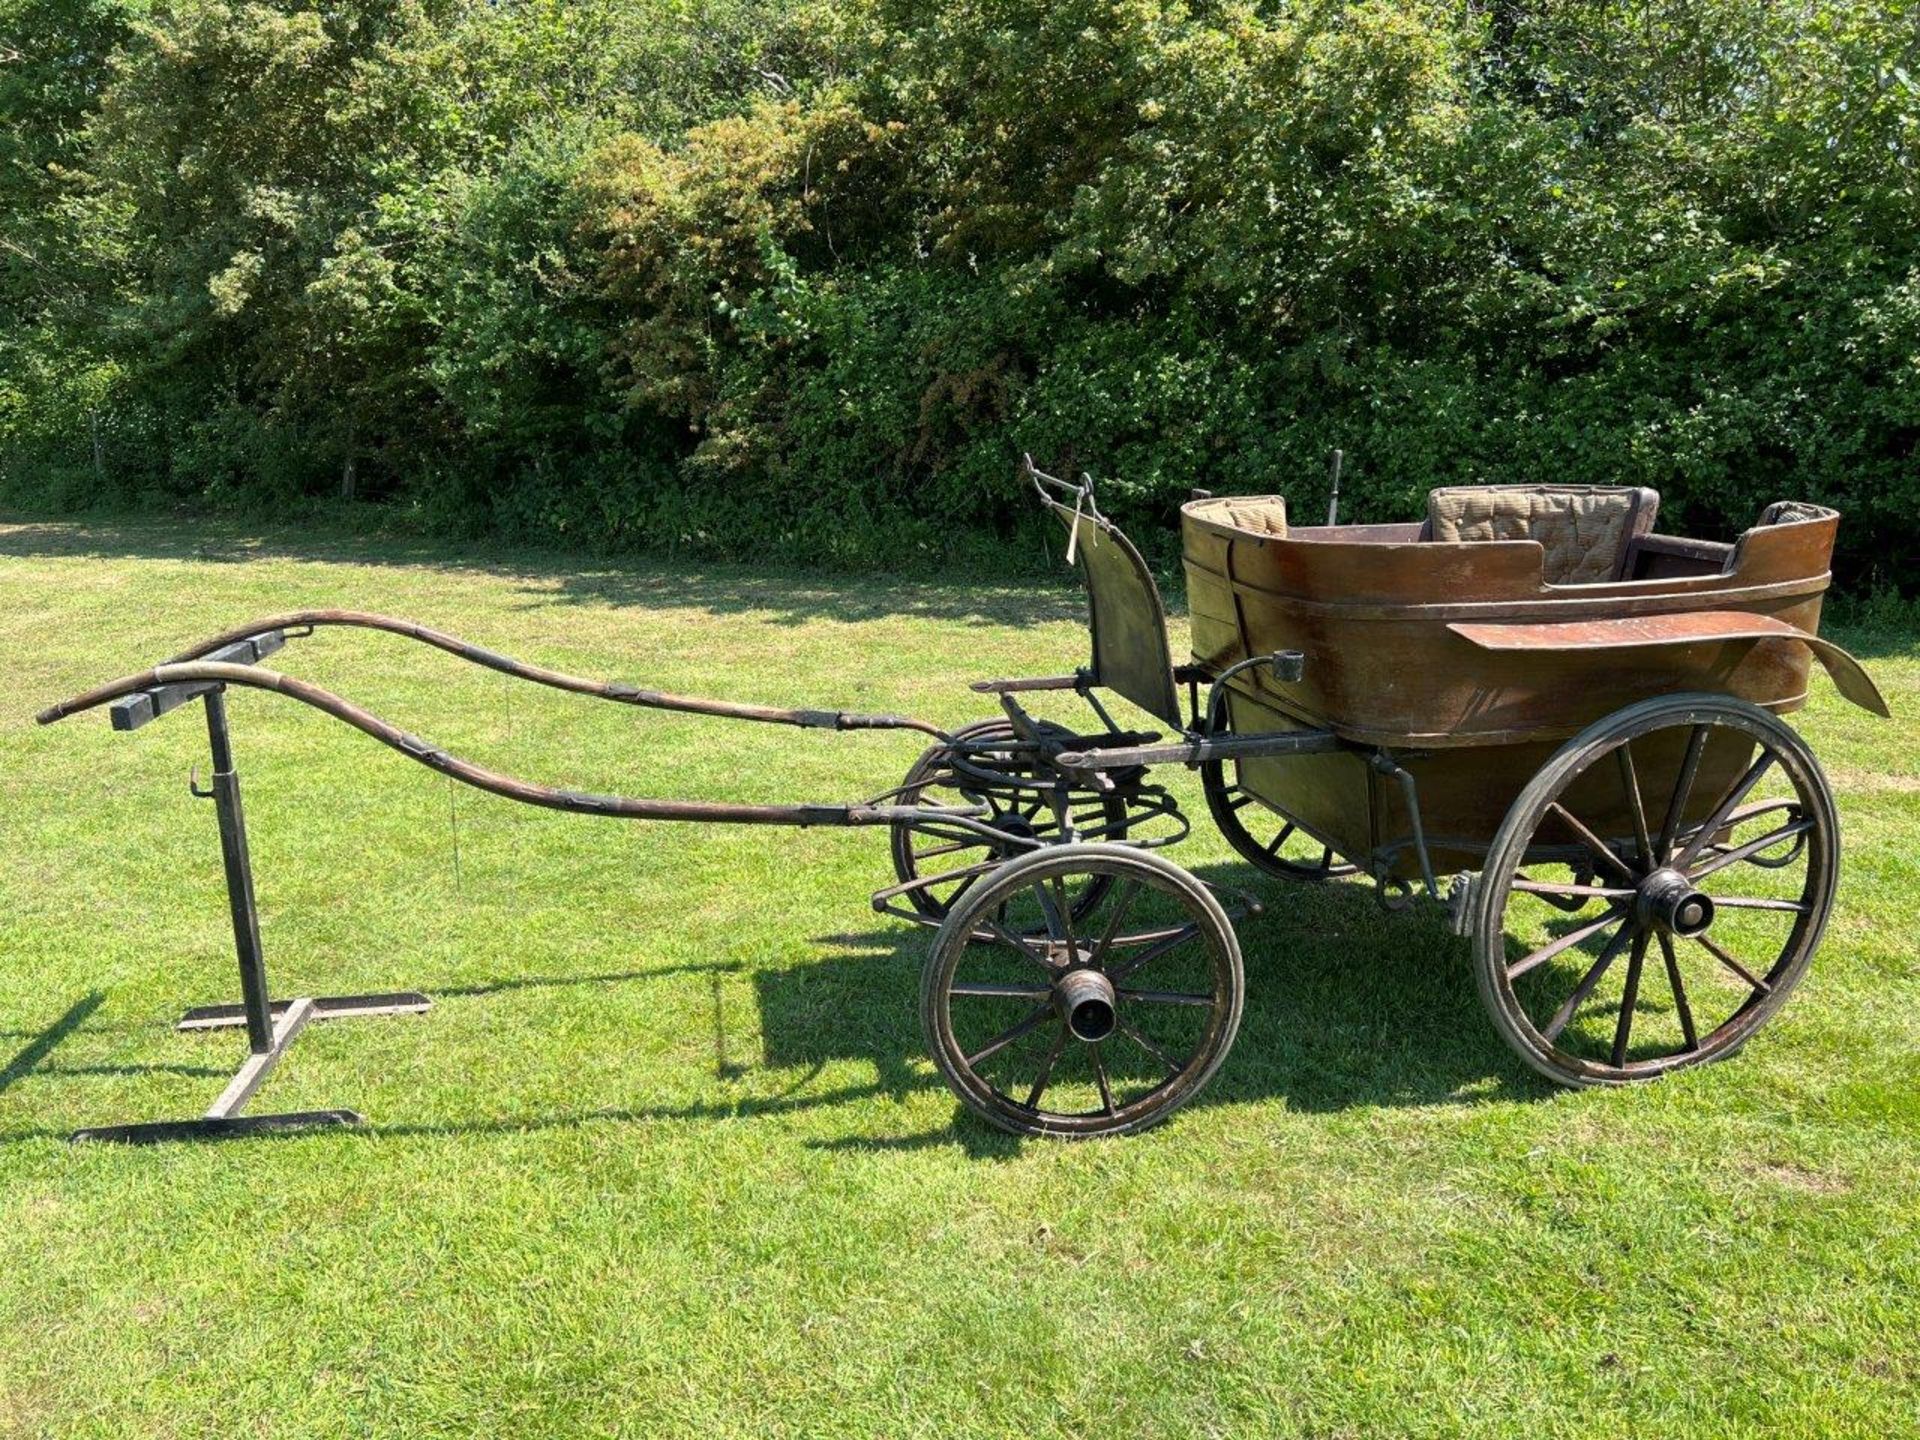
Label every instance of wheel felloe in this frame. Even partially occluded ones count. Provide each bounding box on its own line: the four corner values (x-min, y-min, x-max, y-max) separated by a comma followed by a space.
1473, 694, 1838, 1088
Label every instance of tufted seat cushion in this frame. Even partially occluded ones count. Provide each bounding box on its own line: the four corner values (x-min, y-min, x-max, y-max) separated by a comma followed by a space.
1210, 496, 1288, 537
1757, 500, 1830, 527
1425, 484, 1658, 584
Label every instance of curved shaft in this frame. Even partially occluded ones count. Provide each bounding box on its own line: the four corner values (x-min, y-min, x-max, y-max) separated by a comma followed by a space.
36, 661, 961, 829
157, 610, 949, 739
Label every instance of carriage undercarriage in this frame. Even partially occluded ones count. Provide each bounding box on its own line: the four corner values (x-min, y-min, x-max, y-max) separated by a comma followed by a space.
866, 657, 1849, 1134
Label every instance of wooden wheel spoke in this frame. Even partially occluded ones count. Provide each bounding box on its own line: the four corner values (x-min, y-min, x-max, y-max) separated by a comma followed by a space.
1264, 822, 1296, 857
949, 983, 1052, 1001
1658, 931, 1699, 1052
1709, 895, 1808, 913
1506, 905, 1627, 981
1512, 878, 1633, 901
945, 867, 987, 909
1318, 845, 1333, 871
1541, 921, 1635, 1042
1023, 1027, 1070, 1110
1092, 1045, 1116, 1115
1227, 789, 1255, 813
1546, 803, 1638, 884
1657, 723, 1710, 863
979, 918, 1059, 973
1088, 880, 1142, 968
1104, 923, 1202, 985
911, 838, 980, 862
1618, 743, 1654, 871
1610, 930, 1649, 1066
1694, 932, 1772, 995
1674, 750, 1779, 871
1687, 818, 1813, 883
1031, 881, 1068, 944
1116, 987, 1214, 1008
965, 1004, 1054, 1068
910, 823, 987, 847
1115, 1017, 1181, 1075
1049, 876, 1080, 955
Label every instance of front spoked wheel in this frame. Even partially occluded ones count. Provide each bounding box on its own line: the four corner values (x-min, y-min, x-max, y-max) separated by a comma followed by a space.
1473, 695, 1839, 1087
922, 845, 1245, 1138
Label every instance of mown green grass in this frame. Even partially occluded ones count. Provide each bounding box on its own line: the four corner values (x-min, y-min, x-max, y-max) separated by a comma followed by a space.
1, 517, 1916, 1439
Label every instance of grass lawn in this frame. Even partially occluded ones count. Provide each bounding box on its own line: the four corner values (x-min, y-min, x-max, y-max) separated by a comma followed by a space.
1, 515, 1916, 1438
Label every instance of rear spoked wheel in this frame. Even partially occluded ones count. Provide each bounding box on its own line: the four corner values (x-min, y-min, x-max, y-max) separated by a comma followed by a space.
1202, 758, 1358, 883
1473, 695, 1838, 1087
922, 844, 1244, 1137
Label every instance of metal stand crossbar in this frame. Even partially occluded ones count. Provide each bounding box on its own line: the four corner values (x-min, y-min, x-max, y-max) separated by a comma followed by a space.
69, 631, 429, 1145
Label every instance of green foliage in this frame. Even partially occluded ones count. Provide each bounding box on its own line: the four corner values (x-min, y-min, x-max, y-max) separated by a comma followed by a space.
2, 0, 1917, 579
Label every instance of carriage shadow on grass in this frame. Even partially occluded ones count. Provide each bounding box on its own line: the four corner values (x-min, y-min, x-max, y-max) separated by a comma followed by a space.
751, 861, 1551, 1155
0, 868, 1551, 1153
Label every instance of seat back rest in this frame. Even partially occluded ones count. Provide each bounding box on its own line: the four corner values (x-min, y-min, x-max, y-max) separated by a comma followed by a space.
1039, 493, 1183, 728
1424, 484, 1659, 584
1721, 500, 1840, 579
1208, 496, 1289, 537
1758, 500, 1835, 528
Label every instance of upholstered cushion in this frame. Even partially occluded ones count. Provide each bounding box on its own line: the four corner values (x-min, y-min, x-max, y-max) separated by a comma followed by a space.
1426, 484, 1658, 584
1212, 496, 1288, 537
1759, 500, 1829, 527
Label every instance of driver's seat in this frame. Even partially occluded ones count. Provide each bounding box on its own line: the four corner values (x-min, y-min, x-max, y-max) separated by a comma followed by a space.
1029, 469, 1183, 728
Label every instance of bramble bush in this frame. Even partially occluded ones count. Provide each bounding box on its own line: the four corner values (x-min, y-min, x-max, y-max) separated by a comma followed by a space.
2, 0, 1916, 582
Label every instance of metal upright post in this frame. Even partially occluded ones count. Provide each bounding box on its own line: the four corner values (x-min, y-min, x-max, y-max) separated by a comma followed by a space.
201, 687, 274, 1056
61, 631, 431, 1143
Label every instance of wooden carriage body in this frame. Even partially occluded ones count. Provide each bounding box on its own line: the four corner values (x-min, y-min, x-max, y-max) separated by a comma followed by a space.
1179, 494, 1883, 877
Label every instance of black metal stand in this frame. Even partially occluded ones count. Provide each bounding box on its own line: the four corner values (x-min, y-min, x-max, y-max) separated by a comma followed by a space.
70, 643, 429, 1144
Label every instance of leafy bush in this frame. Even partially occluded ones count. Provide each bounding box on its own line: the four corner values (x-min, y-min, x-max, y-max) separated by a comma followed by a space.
2, 0, 1916, 583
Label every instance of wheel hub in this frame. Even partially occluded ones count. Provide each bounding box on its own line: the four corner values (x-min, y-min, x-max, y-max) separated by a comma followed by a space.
987, 811, 1039, 859
1636, 867, 1715, 938
1053, 967, 1117, 1042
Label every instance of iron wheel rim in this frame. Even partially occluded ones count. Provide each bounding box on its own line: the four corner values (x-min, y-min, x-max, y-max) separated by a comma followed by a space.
1473, 695, 1838, 1087
921, 844, 1244, 1138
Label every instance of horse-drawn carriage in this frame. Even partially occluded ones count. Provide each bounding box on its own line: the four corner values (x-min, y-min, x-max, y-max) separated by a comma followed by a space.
41, 463, 1887, 1141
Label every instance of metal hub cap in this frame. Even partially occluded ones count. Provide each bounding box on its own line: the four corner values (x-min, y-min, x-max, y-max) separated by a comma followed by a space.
1053, 967, 1118, 1042
1637, 866, 1715, 938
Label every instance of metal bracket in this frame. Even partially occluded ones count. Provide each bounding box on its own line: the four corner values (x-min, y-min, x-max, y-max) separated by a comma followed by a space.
1369, 750, 1441, 901
110, 632, 284, 732
1445, 873, 1477, 936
